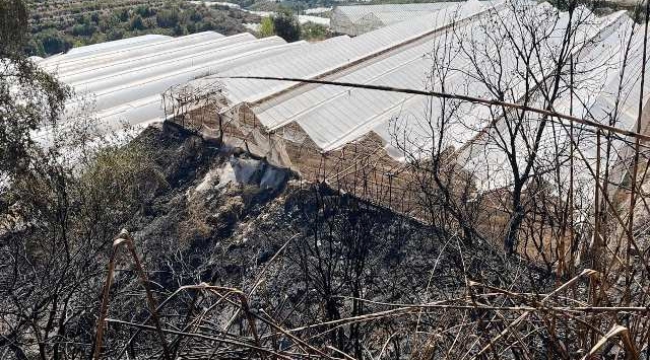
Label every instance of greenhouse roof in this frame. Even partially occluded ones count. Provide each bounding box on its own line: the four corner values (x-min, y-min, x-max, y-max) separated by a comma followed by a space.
333, 2, 461, 24
40, 0, 650, 197
40, 32, 302, 128
175, 0, 648, 195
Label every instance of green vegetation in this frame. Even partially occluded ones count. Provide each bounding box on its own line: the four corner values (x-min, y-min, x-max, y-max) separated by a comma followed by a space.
1, 0, 69, 176
25, 0, 333, 57
258, 15, 275, 37
25, 1, 260, 56
258, 11, 328, 42
301, 21, 327, 41
271, 12, 301, 42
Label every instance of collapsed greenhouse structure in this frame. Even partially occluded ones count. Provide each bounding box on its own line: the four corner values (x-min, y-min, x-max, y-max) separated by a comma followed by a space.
38, 0, 650, 259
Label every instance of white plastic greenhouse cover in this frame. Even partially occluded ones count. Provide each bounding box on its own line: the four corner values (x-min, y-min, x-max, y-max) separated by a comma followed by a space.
71, 38, 295, 113
188, 0, 646, 204
257, 3, 622, 155
331, 2, 463, 36
39, 34, 171, 67
188, 0, 498, 112
29, 56, 44, 63
33, 29, 312, 129
249, 0, 518, 148
36, 0, 650, 209
60, 33, 259, 85
65, 34, 170, 56
41, 32, 224, 74
67, 33, 264, 91
456, 11, 646, 196
335, 3, 461, 23
76, 38, 305, 127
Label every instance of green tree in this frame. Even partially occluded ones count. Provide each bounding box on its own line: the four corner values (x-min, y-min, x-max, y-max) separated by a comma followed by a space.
71, 22, 97, 36
135, 5, 154, 18
259, 16, 274, 37
173, 23, 187, 36
1, 4, 165, 359
301, 22, 327, 41
130, 14, 146, 31
0, 0, 69, 179
107, 28, 125, 40
199, 19, 215, 31
34, 29, 71, 55
156, 8, 180, 28
273, 13, 301, 42
189, 8, 203, 22
117, 8, 129, 22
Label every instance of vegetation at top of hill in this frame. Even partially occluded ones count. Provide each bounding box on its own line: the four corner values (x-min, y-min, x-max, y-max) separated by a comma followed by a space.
259, 11, 303, 41
25, 0, 330, 57
25, 1, 260, 56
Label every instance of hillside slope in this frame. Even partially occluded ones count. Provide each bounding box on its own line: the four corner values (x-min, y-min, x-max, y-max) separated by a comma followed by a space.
97, 123, 551, 358
0, 121, 553, 359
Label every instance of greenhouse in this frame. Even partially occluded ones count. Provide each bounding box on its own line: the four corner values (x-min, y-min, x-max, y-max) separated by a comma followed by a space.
162, 0, 649, 218
40, 31, 303, 130
39, 0, 650, 218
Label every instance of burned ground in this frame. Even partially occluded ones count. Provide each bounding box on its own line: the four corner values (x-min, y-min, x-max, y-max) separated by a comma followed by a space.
80, 123, 555, 358
0, 121, 560, 359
